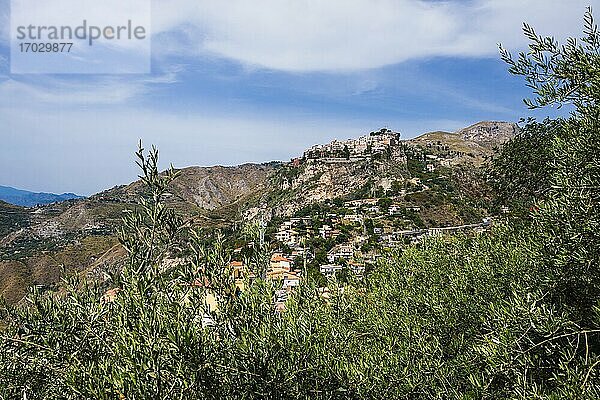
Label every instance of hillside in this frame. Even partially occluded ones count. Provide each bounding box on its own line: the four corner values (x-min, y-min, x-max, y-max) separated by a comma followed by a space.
0, 185, 84, 207
260, 122, 515, 221
0, 163, 278, 301
0, 201, 30, 238
409, 121, 518, 166
0, 121, 514, 303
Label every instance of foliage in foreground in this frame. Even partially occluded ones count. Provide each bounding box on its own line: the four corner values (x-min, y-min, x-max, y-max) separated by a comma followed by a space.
2, 215, 599, 399
2, 8, 600, 399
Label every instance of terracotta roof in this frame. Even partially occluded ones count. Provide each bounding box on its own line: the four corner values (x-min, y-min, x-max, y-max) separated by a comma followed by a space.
275, 303, 287, 313
267, 268, 290, 279
230, 261, 244, 267
101, 288, 121, 303
271, 255, 292, 263
191, 277, 212, 288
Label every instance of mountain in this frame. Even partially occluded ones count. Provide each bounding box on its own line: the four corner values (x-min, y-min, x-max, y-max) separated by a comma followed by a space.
0, 121, 516, 303
0, 185, 85, 207
100, 163, 277, 211
457, 120, 518, 144
410, 121, 518, 166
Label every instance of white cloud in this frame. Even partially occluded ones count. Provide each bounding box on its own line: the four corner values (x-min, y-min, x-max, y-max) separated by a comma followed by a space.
0, 77, 146, 105
0, 62, 182, 106
150, 0, 598, 72
1, 0, 595, 72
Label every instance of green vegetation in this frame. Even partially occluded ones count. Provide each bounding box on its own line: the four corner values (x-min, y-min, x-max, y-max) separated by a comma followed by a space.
1, 10, 600, 398
0, 201, 30, 238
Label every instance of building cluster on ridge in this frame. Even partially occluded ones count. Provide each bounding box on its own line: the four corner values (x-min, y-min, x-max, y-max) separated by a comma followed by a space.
198, 123, 513, 315
300, 128, 401, 163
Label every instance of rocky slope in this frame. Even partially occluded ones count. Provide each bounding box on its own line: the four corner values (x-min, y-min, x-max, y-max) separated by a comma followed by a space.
457, 121, 518, 145
100, 164, 276, 211
261, 149, 408, 219
409, 121, 517, 166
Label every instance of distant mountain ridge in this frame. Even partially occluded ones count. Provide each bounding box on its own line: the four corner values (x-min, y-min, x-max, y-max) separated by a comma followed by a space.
0, 185, 84, 207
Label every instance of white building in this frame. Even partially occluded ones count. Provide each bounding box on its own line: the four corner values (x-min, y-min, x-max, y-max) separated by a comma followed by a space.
327, 244, 354, 263
388, 205, 404, 216
343, 214, 363, 224
319, 225, 333, 239
283, 273, 301, 289
320, 264, 343, 278
275, 229, 299, 245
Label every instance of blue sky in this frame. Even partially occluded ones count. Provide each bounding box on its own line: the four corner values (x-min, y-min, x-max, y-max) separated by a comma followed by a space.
0, 0, 596, 195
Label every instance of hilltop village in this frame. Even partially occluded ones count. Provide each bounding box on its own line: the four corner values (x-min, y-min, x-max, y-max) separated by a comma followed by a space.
227, 126, 503, 303
301, 128, 401, 162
